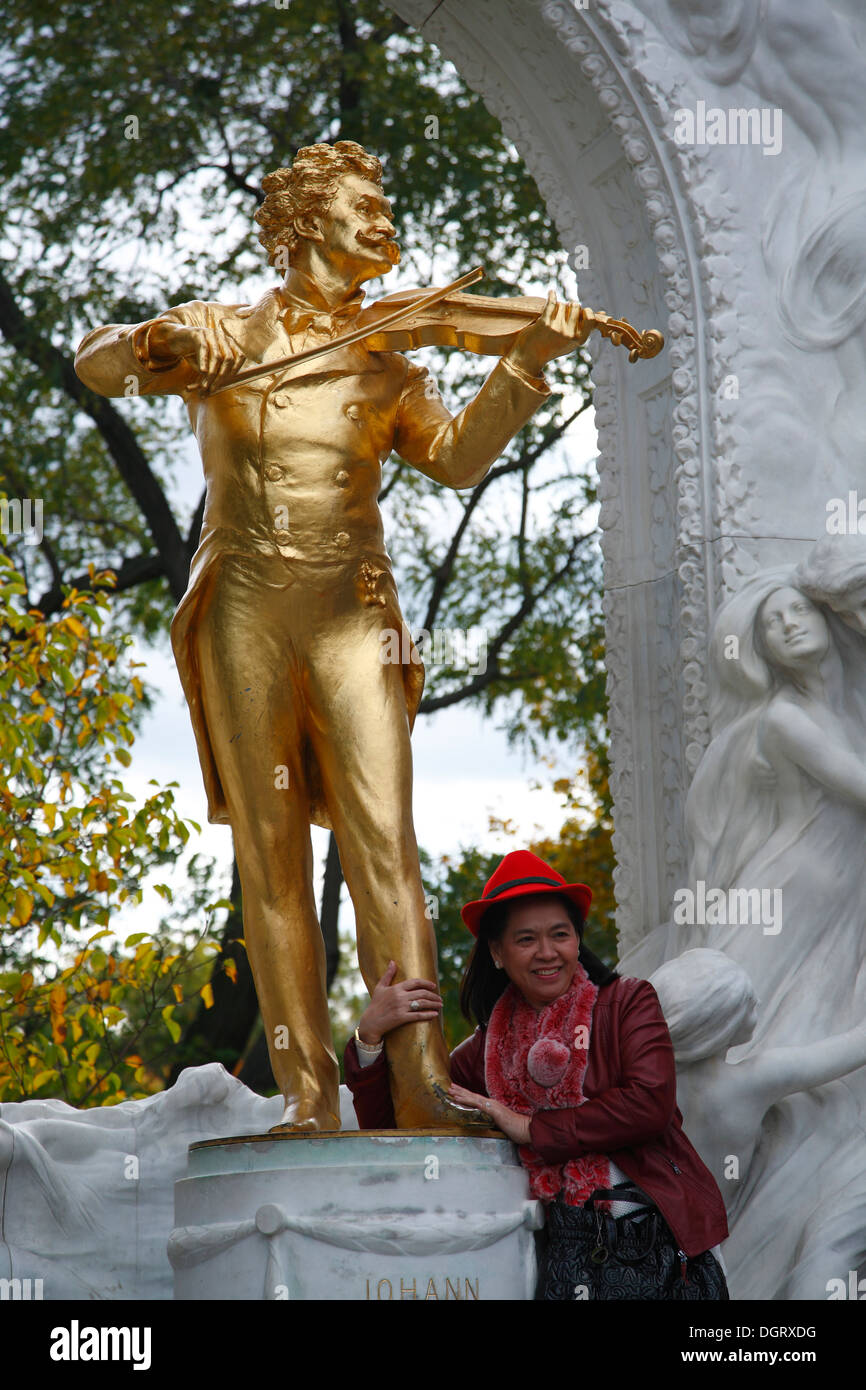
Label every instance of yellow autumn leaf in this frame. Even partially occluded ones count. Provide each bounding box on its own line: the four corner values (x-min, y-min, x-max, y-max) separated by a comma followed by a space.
49, 985, 67, 1044
14, 888, 33, 926
161, 1004, 181, 1043
32, 1069, 59, 1090
200, 982, 214, 1010
14, 971, 34, 1001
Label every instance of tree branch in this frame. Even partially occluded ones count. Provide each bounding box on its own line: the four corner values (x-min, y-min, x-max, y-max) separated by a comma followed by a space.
187, 488, 206, 559
35, 550, 166, 617
419, 529, 593, 713
420, 405, 586, 633
0, 265, 189, 601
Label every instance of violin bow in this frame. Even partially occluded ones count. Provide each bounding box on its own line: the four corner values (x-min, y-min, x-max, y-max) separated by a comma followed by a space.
205, 264, 663, 395
206, 265, 485, 395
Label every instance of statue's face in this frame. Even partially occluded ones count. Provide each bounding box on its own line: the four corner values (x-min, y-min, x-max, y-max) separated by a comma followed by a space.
318, 172, 399, 280
833, 583, 866, 635
758, 586, 829, 670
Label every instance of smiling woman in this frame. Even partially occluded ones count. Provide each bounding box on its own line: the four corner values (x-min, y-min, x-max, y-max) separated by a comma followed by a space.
345, 849, 730, 1300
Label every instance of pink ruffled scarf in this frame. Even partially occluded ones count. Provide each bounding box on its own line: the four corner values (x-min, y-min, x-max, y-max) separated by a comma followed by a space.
484, 963, 611, 1206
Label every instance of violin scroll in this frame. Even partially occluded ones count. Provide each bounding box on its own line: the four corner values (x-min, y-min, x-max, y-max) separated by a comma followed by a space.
581, 309, 665, 364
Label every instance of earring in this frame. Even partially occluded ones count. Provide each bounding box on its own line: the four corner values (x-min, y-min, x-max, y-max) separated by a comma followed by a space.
493, 960, 503, 970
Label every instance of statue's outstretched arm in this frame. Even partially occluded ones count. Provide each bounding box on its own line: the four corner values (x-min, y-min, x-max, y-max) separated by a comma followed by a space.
74, 302, 210, 399
393, 355, 550, 491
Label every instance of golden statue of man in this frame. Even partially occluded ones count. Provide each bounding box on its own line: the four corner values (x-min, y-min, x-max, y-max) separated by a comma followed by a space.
75, 141, 589, 1131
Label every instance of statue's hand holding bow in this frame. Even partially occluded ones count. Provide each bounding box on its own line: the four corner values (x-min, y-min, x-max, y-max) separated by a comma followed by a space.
144, 320, 246, 395
505, 290, 590, 378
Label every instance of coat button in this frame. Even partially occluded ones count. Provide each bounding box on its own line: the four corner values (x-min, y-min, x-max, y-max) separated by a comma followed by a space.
274, 529, 291, 544
334, 470, 349, 487
345, 404, 362, 421
265, 466, 283, 481
334, 532, 350, 548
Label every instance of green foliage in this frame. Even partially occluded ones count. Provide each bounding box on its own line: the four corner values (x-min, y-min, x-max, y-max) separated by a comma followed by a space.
0, 923, 223, 1106
0, 553, 186, 950
0, 547, 227, 1102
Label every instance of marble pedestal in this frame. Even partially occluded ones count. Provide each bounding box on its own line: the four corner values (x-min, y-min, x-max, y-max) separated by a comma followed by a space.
170, 1130, 543, 1301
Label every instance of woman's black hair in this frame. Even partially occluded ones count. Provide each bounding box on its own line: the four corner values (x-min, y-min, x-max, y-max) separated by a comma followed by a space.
459, 891, 619, 1026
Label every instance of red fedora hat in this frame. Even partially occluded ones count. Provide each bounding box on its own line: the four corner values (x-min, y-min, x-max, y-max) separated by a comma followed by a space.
461, 849, 592, 937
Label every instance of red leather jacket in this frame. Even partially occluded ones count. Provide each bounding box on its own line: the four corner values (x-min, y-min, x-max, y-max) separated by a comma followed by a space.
344, 975, 728, 1258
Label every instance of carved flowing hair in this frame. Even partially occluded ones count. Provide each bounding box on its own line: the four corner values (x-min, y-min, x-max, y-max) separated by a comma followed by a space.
650, 949, 756, 1064
254, 141, 384, 267
796, 533, 866, 611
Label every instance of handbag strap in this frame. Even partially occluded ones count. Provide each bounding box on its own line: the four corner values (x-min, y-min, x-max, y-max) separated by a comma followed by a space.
584, 1184, 656, 1214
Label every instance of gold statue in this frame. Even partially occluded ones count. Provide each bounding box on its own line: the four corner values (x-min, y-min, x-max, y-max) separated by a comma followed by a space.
75, 142, 661, 1132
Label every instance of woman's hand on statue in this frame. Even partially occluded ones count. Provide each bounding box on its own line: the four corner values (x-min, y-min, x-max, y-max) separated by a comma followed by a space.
448, 1083, 532, 1144
505, 290, 590, 377
147, 321, 245, 394
355, 961, 443, 1045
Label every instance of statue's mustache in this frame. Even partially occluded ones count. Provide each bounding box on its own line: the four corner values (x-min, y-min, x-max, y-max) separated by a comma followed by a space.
356, 230, 400, 263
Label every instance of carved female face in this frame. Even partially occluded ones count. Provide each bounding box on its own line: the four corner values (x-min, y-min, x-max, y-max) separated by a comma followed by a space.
757, 586, 830, 672
832, 583, 866, 635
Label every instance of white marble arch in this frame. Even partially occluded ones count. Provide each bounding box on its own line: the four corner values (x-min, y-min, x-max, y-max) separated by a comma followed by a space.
391, 0, 866, 959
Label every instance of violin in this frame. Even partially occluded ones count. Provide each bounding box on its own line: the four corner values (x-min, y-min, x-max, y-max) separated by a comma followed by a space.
209, 265, 663, 395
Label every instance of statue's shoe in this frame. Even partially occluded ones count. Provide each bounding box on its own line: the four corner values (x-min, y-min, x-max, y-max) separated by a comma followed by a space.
393, 1080, 499, 1132
268, 1100, 341, 1134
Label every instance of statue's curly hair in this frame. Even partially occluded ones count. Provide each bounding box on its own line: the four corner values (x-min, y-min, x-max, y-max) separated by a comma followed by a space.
254, 141, 384, 268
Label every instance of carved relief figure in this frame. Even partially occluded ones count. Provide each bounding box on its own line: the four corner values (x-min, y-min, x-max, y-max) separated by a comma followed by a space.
681, 570, 866, 1049
681, 567, 866, 1045
651, 949, 866, 1214
644, 551, 866, 1294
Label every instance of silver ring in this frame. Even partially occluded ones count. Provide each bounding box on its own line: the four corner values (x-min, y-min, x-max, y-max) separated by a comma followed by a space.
409, 1000, 421, 1012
